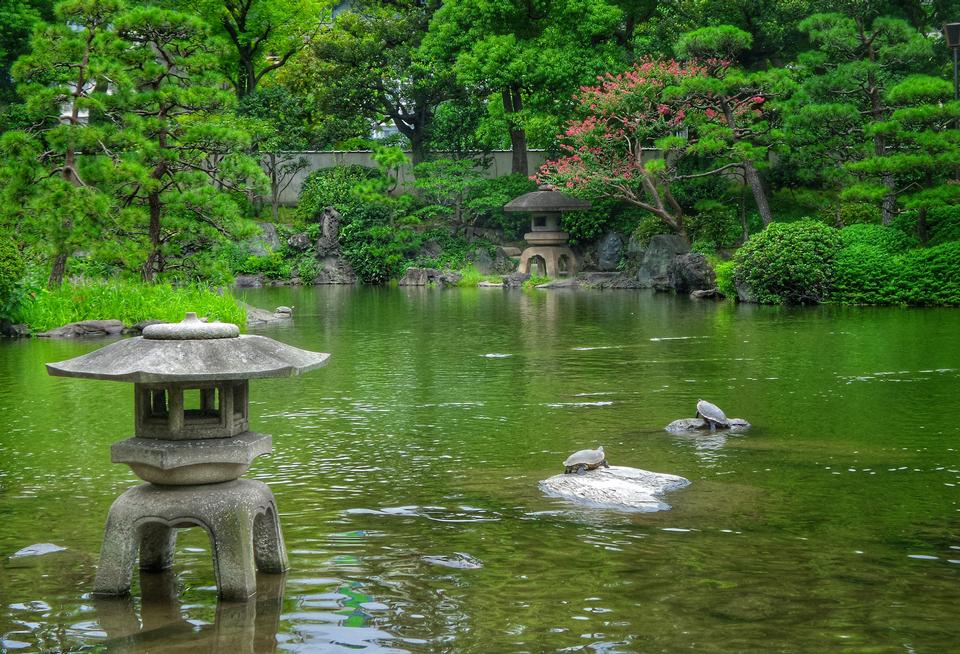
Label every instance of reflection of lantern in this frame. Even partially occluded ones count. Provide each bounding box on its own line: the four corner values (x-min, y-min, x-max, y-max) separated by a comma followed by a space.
47, 313, 329, 601
503, 185, 591, 277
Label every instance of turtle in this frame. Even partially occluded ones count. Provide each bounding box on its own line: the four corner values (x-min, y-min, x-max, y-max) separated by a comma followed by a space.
696, 399, 730, 431
563, 446, 610, 474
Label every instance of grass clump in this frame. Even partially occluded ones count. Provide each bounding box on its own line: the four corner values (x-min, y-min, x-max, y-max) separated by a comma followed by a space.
14, 280, 246, 332
522, 274, 551, 289
456, 264, 503, 287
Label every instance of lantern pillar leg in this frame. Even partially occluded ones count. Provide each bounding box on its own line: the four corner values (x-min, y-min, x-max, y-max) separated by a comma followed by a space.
140, 523, 177, 571
209, 508, 258, 602
253, 503, 288, 574
93, 499, 142, 596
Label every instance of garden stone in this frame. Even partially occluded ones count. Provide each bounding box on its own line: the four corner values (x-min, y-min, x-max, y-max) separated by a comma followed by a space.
467, 247, 496, 274
399, 267, 436, 286
477, 280, 504, 288
315, 207, 341, 256
313, 256, 356, 285
287, 232, 311, 251
11, 543, 67, 558
690, 288, 721, 299
503, 272, 531, 288
735, 278, 757, 303
597, 232, 625, 271
637, 235, 689, 287
438, 271, 462, 287
244, 303, 293, 327
665, 417, 751, 433
501, 246, 522, 257
537, 278, 580, 289
1, 321, 30, 338
122, 320, 166, 335
670, 253, 716, 293
39, 320, 124, 338
246, 223, 281, 256
234, 274, 263, 288
419, 239, 443, 260
539, 466, 689, 512
274, 306, 293, 316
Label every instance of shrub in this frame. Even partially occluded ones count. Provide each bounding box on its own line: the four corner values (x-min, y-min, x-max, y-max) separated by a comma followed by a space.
686, 200, 744, 248
0, 236, 25, 320
839, 223, 918, 252
831, 243, 903, 304
734, 220, 842, 304
465, 174, 537, 239
14, 280, 246, 332
896, 241, 960, 306
295, 165, 380, 223
713, 259, 737, 298
819, 202, 882, 228
234, 252, 292, 279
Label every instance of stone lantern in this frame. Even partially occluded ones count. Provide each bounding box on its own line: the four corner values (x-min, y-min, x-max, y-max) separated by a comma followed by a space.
46, 313, 329, 601
504, 185, 591, 277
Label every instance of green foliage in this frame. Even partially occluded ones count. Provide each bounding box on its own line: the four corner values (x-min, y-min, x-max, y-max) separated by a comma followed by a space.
522, 274, 550, 289
686, 200, 744, 248
407, 228, 491, 271
340, 221, 422, 284
896, 241, 960, 306
818, 202, 883, 228
465, 174, 536, 238
295, 165, 380, 222
713, 259, 736, 298
0, 235, 25, 319
676, 26, 752, 61
838, 224, 917, 253
734, 220, 842, 304
455, 264, 500, 287
234, 252, 293, 279
13, 280, 246, 332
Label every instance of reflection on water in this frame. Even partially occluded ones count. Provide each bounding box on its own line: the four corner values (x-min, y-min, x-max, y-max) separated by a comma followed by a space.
2, 288, 960, 652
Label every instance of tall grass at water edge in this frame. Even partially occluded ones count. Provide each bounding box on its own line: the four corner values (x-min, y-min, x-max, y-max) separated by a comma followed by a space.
13, 280, 247, 332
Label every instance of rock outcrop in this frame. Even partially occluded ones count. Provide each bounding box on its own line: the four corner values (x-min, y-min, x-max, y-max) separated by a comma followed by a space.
596, 231, 625, 271
38, 320, 124, 338
670, 252, 716, 293
665, 417, 751, 433
398, 268, 461, 287
636, 235, 690, 289
539, 465, 690, 512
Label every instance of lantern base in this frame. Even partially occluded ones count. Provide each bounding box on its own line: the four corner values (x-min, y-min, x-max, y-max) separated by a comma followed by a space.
93, 479, 287, 602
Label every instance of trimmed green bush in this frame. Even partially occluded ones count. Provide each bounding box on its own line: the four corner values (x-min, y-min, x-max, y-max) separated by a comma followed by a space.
734, 220, 842, 304
897, 241, 960, 306
13, 280, 246, 332
295, 165, 380, 223
839, 223, 917, 252
831, 243, 903, 304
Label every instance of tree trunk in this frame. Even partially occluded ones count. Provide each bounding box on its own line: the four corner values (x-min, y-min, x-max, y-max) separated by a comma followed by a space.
268, 153, 280, 223
47, 254, 68, 289
409, 130, 427, 166
142, 192, 162, 283
502, 85, 528, 175
743, 162, 772, 226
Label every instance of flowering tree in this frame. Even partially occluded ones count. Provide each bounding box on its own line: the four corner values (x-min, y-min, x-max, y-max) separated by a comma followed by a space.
537, 57, 780, 240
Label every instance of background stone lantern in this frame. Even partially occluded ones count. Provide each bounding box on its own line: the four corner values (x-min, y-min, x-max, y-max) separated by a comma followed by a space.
46, 313, 329, 601
504, 185, 591, 277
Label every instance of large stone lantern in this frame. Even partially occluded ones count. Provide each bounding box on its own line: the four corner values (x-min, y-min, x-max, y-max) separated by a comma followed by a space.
504, 185, 591, 277
46, 313, 329, 601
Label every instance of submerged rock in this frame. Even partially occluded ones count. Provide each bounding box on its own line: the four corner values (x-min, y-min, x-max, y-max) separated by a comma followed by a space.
665, 417, 751, 433
539, 465, 689, 512
10, 543, 67, 558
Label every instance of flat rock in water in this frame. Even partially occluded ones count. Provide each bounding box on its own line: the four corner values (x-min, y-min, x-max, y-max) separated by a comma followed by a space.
244, 303, 293, 327
539, 465, 690, 512
10, 543, 67, 558
38, 320, 124, 338
665, 417, 751, 433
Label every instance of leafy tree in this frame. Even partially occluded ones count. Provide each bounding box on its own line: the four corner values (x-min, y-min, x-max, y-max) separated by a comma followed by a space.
188, 0, 330, 98
4, 0, 121, 287
425, 0, 626, 174
289, 0, 454, 164
845, 75, 960, 242
0, 0, 51, 109
537, 58, 781, 240
787, 12, 934, 224
110, 6, 266, 281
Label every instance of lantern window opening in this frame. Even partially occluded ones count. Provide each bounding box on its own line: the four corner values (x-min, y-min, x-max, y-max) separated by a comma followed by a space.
183, 386, 222, 424
534, 216, 547, 228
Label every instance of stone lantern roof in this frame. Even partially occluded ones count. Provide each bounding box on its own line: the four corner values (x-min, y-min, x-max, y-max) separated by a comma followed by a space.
503, 185, 591, 213
46, 313, 329, 383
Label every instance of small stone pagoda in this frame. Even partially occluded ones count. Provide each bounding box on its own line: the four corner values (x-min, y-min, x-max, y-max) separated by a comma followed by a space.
504, 185, 591, 277
46, 313, 329, 601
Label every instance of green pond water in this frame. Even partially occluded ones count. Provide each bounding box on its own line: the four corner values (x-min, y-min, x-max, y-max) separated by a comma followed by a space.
1, 287, 959, 653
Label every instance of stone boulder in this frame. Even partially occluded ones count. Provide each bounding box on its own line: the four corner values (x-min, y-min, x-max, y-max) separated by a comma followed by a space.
690, 288, 721, 299
539, 466, 690, 512
286, 232, 311, 251
314, 207, 341, 256
244, 303, 293, 327
503, 272, 531, 288
313, 256, 357, 285
467, 247, 512, 275
670, 252, 716, 293
233, 274, 263, 288
399, 267, 439, 286
0, 321, 30, 338
501, 246, 522, 257
735, 278, 757, 303
244, 222, 281, 256
665, 417, 751, 433
38, 320, 124, 338
636, 235, 689, 288
597, 232, 625, 271
122, 319, 167, 335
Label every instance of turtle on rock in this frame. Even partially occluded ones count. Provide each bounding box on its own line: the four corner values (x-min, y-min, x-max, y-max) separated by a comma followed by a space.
696, 399, 730, 431
563, 446, 610, 474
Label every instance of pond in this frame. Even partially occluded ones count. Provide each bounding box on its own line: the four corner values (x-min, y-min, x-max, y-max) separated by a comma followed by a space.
1, 287, 959, 653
